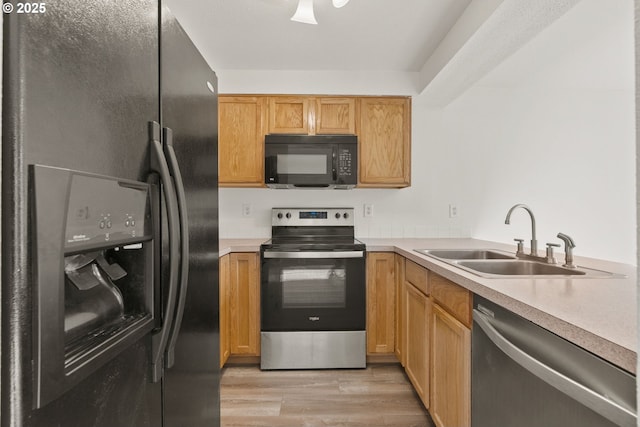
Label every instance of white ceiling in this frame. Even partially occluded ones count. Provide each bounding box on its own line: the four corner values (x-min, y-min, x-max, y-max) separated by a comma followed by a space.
166, 0, 470, 72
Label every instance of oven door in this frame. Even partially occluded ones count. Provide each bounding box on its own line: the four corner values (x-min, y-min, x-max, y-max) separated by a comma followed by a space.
261, 249, 366, 331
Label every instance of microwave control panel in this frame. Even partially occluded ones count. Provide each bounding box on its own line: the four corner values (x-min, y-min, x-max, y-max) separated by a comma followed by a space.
337, 148, 353, 177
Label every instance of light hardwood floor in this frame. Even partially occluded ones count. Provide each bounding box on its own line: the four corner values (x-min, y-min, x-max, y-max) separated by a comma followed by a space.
220, 364, 435, 427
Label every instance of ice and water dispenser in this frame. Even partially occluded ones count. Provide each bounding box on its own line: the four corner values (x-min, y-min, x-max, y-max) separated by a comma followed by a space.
31, 165, 156, 408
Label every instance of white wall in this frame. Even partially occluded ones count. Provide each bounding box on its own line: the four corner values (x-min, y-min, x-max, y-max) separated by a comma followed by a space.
217, 0, 636, 264
431, 0, 635, 264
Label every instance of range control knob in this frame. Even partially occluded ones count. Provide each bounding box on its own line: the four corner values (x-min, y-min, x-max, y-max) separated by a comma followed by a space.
335, 213, 341, 219
277, 212, 283, 219
343, 212, 349, 219
286, 212, 292, 219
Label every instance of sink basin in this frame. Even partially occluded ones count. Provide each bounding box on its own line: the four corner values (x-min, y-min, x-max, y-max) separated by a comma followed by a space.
414, 248, 621, 278
415, 249, 515, 260
456, 260, 585, 276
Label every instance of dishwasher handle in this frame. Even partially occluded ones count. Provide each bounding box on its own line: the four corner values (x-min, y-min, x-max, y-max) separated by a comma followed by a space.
473, 309, 637, 427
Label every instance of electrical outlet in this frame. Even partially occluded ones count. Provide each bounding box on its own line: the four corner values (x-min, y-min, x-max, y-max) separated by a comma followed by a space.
364, 204, 374, 218
242, 203, 252, 217
449, 204, 458, 218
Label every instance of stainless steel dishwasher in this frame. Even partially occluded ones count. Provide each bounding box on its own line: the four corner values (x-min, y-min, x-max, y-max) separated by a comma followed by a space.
472, 296, 636, 427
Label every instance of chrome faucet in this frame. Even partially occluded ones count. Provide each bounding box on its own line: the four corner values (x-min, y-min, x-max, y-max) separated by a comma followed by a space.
556, 233, 576, 268
504, 204, 538, 257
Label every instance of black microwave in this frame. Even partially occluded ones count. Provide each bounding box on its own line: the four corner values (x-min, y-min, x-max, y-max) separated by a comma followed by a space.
264, 134, 357, 189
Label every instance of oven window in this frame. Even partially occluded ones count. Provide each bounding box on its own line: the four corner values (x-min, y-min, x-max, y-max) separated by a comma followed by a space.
277, 154, 327, 175
281, 265, 346, 309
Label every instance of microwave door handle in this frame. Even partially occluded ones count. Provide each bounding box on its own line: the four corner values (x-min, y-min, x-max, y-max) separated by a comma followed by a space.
148, 121, 180, 382
162, 127, 189, 369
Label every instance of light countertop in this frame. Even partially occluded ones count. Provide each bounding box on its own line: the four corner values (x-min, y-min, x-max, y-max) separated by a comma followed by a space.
219, 238, 266, 256
219, 237, 637, 373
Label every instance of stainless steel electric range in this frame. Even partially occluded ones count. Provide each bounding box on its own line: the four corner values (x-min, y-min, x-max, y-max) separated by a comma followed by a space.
260, 208, 366, 370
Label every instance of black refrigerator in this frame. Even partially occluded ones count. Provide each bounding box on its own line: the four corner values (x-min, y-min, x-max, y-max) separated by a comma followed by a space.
1, 1, 220, 426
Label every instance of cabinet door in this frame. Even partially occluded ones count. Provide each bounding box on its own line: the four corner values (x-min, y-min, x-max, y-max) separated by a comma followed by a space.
405, 283, 430, 409
229, 253, 260, 356
394, 254, 406, 365
219, 255, 230, 367
315, 97, 356, 134
358, 97, 411, 187
430, 303, 471, 427
268, 96, 309, 134
366, 253, 395, 354
219, 96, 265, 186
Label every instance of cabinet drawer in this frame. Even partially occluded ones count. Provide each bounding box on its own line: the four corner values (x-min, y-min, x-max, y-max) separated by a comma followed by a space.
405, 260, 428, 296
430, 273, 471, 328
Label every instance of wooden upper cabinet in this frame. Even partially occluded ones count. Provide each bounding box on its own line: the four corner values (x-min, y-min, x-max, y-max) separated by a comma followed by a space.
315, 97, 356, 134
358, 97, 411, 187
218, 96, 265, 187
218, 94, 411, 187
268, 96, 309, 134
267, 96, 356, 135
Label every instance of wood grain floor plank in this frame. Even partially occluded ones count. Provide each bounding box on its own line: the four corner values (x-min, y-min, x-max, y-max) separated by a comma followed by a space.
221, 364, 435, 427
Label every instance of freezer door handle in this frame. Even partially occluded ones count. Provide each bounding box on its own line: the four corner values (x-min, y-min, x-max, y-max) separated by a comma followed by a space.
148, 121, 180, 382
163, 127, 190, 369
473, 309, 637, 427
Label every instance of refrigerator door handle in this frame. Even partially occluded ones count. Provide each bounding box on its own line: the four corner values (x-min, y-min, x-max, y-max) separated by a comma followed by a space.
162, 127, 190, 369
148, 121, 180, 382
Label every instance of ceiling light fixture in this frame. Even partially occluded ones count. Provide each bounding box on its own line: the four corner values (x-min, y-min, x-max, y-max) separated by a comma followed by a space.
291, 0, 350, 25
291, 0, 317, 25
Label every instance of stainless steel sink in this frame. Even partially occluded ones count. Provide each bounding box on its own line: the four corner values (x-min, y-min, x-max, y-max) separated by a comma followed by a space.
456, 260, 585, 276
414, 248, 620, 278
415, 249, 515, 260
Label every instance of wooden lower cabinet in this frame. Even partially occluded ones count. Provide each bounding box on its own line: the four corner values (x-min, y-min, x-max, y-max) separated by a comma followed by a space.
366, 252, 395, 354
394, 254, 406, 365
219, 255, 231, 367
228, 252, 260, 356
405, 282, 430, 409
430, 303, 471, 427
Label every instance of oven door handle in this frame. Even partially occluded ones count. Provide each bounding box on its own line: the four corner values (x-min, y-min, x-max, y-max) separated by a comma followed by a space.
263, 251, 365, 259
